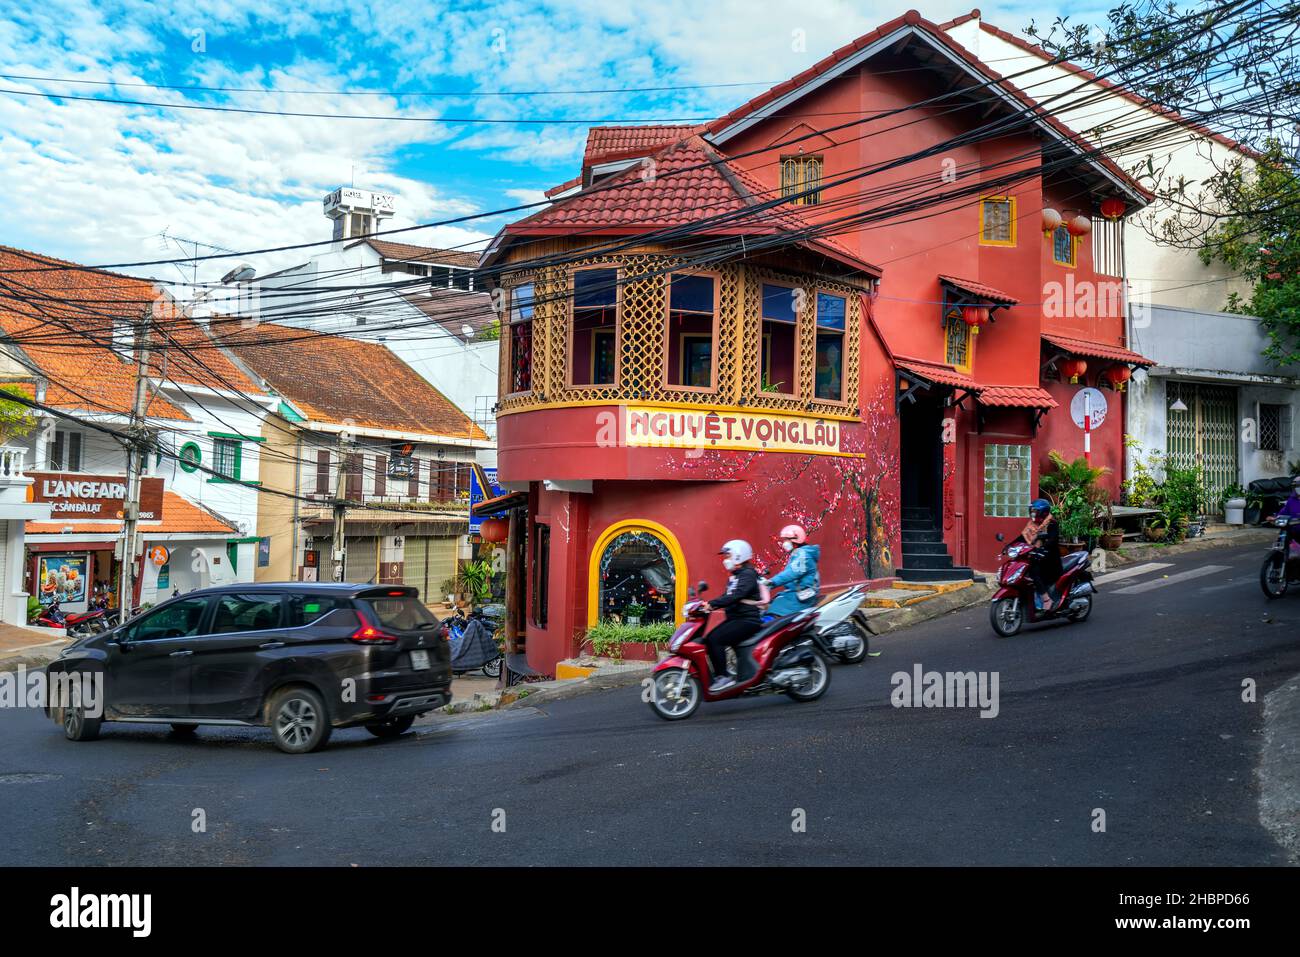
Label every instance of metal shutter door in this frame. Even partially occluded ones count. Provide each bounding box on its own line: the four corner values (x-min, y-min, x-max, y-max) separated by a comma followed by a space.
401, 537, 430, 601
344, 536, 378, 584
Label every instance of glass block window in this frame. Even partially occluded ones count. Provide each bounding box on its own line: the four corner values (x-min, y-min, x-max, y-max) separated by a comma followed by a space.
984, 443, 1032, 517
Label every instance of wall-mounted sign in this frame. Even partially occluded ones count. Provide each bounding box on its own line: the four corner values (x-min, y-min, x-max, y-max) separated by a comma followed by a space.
387, 441, 416, 479
258, 537, 271, 567
27, 474, 165, 520
147, 545, 170, 567
620, 407, 844, 456
469, 467, 505, 534
1070, 388, 1109, 430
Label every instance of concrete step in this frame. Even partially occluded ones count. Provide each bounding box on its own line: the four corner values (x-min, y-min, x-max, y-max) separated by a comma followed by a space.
894, 579, 974, 595
900, 540, 948, 555
896, 566, 976, 583
901, 528, 945, 544
901, 553, 955, 570
865, 587, 938, 609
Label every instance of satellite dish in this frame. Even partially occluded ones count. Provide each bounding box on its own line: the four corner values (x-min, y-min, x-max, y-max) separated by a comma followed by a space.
222, 263, 257, 283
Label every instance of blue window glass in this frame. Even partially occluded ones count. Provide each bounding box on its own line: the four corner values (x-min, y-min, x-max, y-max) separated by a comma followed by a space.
669, 274, 714, 313
511, 282, 534, 322
761, 283, 797, 323
574, 268, 618, 308
1053, 226, 1075, 265
816, 293, 846, 330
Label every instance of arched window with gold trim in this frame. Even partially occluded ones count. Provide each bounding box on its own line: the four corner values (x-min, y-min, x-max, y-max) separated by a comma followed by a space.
588, 521, 687, 627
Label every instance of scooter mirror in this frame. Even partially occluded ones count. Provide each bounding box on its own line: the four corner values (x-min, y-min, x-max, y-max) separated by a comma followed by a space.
995, 532, 1005, 542
697, 581, 709, 594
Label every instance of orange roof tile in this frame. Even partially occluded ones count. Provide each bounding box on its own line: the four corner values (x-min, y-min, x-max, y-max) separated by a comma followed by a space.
25, 490, 237, 536
0, 245, 263, 419
211, 320, 489, 441
939, 275, 1018, 305
1042, 332, 1153, 367
894, 355, 980, 391
583, 124, 706, 167
977, 385, 1057, 408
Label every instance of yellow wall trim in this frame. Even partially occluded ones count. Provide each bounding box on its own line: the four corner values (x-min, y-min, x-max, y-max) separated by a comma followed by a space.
587, 519, 689, 632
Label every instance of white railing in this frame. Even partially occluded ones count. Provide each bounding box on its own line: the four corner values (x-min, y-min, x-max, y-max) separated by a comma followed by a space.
0, 446, 26, 481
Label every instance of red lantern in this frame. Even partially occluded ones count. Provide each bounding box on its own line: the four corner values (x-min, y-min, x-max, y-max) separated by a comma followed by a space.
1066, 214, 1092, 237
1060, 358, 1088, 384
479, 517, 509, 543
1099, 197, 1126, 220
961, 304, 989, 335
1041, 207, 1062, 233
1107, 364, 1132, 392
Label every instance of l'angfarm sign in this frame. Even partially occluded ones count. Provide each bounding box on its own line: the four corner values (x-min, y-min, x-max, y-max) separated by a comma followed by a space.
28, 473, 165, 520
620, 406, 845, 455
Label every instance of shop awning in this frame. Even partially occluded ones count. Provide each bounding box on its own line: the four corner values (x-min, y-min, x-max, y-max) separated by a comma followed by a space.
938, 275, 1019, 305
1042, 333, 1153, 367
895, 356, 980, 391
472, 490, 527, 518
977, 385, 1058, 409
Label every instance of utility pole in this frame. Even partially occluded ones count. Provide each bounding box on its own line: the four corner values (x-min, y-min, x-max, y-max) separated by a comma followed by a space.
120, 305, 153, 618
331, 433, 349, 582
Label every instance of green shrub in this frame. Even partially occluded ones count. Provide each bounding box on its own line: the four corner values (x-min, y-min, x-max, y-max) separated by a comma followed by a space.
583, 621, 675, 659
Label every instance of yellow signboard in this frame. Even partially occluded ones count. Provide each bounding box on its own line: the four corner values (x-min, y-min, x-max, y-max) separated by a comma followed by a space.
622, 406, 845, 455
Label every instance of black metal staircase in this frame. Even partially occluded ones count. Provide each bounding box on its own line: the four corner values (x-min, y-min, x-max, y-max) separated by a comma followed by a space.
896, 506, 974, 582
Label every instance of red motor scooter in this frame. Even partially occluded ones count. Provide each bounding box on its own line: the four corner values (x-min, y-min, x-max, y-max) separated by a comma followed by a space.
646, 582, 831, 720
988, 533, 1096, 637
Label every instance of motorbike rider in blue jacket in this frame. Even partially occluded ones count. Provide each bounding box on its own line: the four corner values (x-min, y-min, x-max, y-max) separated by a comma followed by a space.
767, 524, 821, 617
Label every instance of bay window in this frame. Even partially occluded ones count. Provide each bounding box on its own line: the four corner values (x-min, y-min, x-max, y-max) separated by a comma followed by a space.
814, 292, 846, 401
666, 273, 717, 389
571, 268, 619, 386
760, 283, 798, 395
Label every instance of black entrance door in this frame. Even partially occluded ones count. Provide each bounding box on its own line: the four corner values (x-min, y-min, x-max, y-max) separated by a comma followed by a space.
899, 395, 943, 518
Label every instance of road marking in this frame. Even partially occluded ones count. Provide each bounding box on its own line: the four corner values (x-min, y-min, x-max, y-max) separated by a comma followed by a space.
1110, 564, 1231, 595
1093, 562, 1173, 585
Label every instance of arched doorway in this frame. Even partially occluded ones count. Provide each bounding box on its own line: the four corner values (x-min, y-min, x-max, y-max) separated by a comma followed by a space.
587, 521, 686, 628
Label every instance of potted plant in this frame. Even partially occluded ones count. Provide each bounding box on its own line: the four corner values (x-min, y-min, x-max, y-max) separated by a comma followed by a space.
1054, 487, 1095, 554
583, 621, 674, 662
1244, 494, 1265, 526
623, 601, 647, 628
1143, 513, 1169, 542
1220, 483, 1247, 525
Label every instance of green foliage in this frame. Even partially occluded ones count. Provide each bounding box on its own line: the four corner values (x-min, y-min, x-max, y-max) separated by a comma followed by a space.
477, 318, 501, 342
26, 594, 41, 624
1218, 482, 1247, 510
623, 602, 647, 619
0, 385, 37, 446
457, 560, 494, 604
1038, 450, 1110, 502
584, 621, 675, 659
1056, 487, 1102, 543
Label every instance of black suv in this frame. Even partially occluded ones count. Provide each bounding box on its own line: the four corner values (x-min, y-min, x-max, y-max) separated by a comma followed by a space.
45, 583, 452, 753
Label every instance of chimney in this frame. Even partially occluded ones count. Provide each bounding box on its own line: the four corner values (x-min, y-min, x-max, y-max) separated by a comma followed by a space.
323, 187, 396, 242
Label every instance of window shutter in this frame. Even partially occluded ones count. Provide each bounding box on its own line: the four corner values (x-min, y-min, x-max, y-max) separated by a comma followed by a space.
316, 450, 330, 495
374, 456, 386, 497
454, 462, 469, 497
346, 453, 363, 499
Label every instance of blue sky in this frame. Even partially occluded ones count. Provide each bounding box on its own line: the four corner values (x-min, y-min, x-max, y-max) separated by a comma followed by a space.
0, 1, 1110, 284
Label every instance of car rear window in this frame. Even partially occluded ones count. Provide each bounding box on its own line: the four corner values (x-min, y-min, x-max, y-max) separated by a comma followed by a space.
359, 595, 437, 631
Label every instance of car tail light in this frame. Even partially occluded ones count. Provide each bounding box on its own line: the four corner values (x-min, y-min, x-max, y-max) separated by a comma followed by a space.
350, 624, 398, 645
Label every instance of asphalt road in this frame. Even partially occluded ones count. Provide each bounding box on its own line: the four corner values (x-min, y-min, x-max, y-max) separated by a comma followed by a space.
2, 541, 1297, 866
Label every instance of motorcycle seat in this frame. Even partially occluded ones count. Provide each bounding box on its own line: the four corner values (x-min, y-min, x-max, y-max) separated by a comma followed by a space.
1061, 551, 1089, 572
738, 613, 798, 647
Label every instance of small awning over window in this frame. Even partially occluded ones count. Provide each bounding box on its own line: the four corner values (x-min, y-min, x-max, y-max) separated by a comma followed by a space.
938, 275, 1018, 305
471, 490, 527, 518
1042, 332, 1153, 367
977, 385, 1058, 409
894, 356, 980, 391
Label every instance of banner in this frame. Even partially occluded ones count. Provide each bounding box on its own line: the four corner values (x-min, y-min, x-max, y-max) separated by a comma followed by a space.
621, 406, 844, 455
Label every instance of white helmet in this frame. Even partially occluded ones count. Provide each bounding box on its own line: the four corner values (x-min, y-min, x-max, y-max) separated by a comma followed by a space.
719, 539, 753, 571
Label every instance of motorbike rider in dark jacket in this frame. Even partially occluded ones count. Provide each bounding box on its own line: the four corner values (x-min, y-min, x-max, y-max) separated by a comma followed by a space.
1012, 499, 1062, 611
700, 540, 763, 692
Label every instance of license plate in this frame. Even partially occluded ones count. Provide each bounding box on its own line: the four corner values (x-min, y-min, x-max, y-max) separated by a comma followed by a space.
409, 650, 430, 670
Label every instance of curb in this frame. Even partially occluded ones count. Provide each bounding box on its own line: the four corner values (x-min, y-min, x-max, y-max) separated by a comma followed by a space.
863, 580, 996, 636
0, 640, 68, 674
499, 663, 655, 710
1108, 527, 1273, 565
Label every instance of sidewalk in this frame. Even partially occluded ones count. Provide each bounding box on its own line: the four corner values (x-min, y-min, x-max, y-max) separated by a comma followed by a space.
1105, 523, 1273, 565
0, 623, 68, 673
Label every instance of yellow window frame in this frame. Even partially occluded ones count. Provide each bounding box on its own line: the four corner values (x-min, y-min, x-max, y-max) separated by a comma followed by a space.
980, 196, 1016, 247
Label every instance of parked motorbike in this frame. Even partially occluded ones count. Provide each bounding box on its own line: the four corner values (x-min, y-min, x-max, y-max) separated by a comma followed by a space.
1259, 515, 1300, 598
33, 597, 111, 637
441, 607, 504, 678
647, 582, 831, 720
32, 597, 68, 630
988, 533, 1096, 637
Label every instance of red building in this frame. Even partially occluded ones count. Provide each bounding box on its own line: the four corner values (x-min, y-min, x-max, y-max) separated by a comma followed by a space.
482, 10, 1154, 674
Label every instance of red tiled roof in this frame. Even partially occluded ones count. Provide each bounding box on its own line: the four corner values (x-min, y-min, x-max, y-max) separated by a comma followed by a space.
939, 274, 1018, 305
544, 175, 582, 198
351, 239, 481, 269
0, 245, 262, 420
26, 491, 237, 536
895, 355, 980, 391
211, 319, 489, 441
1042, 332, 1153, 367
962, 19, 1261, 162
704, 10, 1151, 203
504, 135, 880, 277
978, 384, 1057, 408
583, 124, 706, 167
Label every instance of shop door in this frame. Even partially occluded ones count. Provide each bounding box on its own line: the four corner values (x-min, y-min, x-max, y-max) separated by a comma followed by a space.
1166, 382, 1238, 508
899, 395, 943, 520
344, 536, 378, 584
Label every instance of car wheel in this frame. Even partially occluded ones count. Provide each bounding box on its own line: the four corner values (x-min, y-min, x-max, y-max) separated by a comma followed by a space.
268, 686, 332, 754
62, 675, 101, 742
170, 723, 198, 737
365, 715, 416, 739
